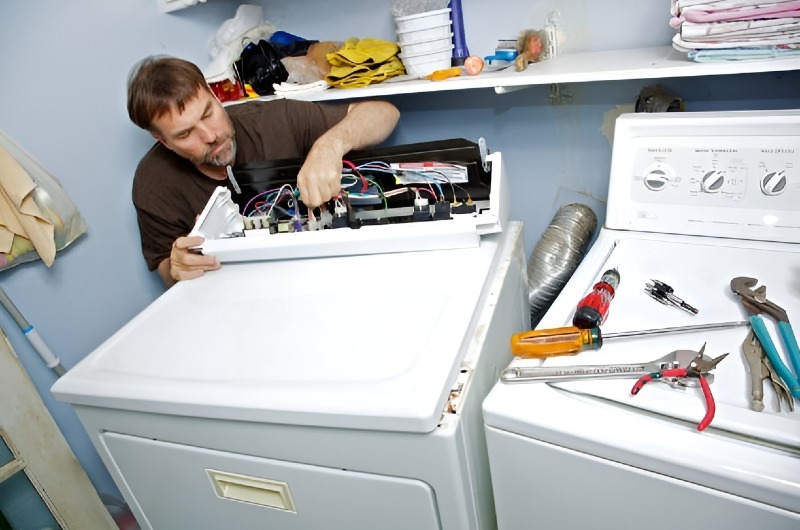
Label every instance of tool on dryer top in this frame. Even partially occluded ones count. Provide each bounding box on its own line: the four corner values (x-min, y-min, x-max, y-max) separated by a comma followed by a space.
572, 268, 620, 329
730, 276, 800, 399
502, 348, 715, 385
742, 329, 794, 412
644, 279, 698, 315
510, 320, 748, 358
631, 344, 728, 432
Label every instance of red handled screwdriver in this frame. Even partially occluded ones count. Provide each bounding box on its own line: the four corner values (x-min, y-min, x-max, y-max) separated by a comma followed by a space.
573, 268, 620, 329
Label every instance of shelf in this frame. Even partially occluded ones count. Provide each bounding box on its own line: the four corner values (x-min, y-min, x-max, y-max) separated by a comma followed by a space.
256, 45, 800, 103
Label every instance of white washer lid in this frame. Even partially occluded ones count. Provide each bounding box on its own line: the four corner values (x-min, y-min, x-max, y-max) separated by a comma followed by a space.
53, 237, 503, 433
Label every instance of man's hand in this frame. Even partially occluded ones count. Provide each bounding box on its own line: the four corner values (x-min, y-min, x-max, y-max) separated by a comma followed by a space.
158, 235, 220, 287
296, 140, 344, 208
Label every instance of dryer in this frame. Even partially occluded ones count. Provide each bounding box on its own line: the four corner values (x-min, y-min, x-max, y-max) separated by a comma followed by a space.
52, 149, 528, 530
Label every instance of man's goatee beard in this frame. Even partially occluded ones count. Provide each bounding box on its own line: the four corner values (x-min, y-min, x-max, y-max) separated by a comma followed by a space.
206, 137, 237, 167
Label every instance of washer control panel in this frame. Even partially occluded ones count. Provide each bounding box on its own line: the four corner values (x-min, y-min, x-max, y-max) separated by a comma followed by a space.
630, 137, 797, 208
606, 111, 800, 243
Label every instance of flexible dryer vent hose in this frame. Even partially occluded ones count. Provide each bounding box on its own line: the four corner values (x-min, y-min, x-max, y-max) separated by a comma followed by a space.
528, 203, 597, 327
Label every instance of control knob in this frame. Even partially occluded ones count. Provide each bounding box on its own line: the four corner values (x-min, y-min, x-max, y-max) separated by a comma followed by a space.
643, 169, 670, 191
760, 170, 787, 196
700, 170, 725, 193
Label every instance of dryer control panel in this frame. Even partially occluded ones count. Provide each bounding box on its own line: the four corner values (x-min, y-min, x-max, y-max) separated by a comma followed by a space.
606, 110, 800, 244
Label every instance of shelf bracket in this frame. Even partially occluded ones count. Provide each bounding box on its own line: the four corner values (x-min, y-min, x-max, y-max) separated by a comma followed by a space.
548, 83, 573, 105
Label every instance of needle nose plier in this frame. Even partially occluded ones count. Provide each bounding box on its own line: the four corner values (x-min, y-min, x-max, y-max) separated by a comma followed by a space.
730, 276, 800, 398
631, 345, 728, 431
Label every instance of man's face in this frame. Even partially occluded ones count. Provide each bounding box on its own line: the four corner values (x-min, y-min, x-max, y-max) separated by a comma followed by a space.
151, 88, 236, 168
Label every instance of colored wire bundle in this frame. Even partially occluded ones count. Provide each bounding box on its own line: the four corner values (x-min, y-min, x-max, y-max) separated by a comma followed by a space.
235, 158, 474, 232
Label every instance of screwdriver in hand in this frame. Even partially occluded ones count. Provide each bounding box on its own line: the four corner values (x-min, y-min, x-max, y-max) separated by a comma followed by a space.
510, 320, 748, 358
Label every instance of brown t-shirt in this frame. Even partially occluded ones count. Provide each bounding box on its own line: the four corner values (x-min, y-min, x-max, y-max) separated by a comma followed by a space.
132, 99, 349, 271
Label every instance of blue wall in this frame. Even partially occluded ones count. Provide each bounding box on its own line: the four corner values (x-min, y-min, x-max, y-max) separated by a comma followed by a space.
0, 0, 798, 499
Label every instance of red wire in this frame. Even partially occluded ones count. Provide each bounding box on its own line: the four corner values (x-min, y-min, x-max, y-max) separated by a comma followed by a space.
342, 159, 369, 192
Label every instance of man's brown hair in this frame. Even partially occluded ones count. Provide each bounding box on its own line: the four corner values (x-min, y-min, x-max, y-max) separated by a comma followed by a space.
127, 56, 209, 133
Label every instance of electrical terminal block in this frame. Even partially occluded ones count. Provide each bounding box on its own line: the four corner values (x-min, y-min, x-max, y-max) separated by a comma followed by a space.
332, 202, 349, 229
331, 201, 350, 228
307, 218, 322, 231
277, 220, 294, 233
452, 200, 477, 215
433, 200, 451, 221
413, 198, 431, 222
332, 215, 349, 229
307, 208, 334, 231
319, 209, 333, 229
243, 215, 265, 230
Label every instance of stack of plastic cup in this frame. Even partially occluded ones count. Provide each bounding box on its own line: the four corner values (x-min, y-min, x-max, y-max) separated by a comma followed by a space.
395, 8, 454, 77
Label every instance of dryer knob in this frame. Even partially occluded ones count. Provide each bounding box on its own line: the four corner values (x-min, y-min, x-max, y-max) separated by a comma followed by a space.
643, 169, 669, 191
760, 170, 787, 196
700, 170, 725, 193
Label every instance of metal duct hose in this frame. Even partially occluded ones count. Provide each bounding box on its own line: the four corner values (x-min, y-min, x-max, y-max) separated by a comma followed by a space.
528, 203, 597, 327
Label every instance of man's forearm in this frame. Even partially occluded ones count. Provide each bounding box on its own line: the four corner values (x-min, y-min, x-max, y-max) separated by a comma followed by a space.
316, 100, 400, 157
296, 100, 400, 207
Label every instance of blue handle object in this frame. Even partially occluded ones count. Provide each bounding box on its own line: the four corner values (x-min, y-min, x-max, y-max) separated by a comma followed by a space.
750, 315, 800, 398
778, 321, 800, 378
449, 0, 470, 63
484, 49, 518, 63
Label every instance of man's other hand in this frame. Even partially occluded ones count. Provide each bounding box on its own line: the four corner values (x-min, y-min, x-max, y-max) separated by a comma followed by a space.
158, 235, 221, 287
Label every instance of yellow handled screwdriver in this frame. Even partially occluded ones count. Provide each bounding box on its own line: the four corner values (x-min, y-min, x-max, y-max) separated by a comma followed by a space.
511, 320, 748, 358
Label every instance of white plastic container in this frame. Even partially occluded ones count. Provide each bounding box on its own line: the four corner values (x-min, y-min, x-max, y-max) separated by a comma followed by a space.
399, 33, 454, 56
394, 8, 451, 33
397, 23, 452, 45
399, 44, 454, 77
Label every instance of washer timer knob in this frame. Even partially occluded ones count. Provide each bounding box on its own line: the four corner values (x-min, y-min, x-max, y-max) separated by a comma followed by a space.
760, 170, 787, 196
700, 170, 725, 193
643, 169, 670, 191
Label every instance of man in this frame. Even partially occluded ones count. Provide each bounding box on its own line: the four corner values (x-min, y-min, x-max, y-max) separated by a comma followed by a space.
127, 55, 400, 287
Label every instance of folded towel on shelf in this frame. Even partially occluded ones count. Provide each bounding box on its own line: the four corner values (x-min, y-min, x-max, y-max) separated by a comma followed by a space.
671, 0, 800, 26
273, 80, 330, 97
670, 0, 800, 58
681, 17, 800, 40
673, 29, 800, 50
687, 43, 800, 60
672, 0, 800, 15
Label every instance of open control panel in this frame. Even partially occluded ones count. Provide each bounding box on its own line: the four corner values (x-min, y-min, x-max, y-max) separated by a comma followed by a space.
191, 139, 508, 262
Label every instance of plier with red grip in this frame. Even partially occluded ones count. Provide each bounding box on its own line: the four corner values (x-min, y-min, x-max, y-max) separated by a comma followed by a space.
631, 345, 728, 431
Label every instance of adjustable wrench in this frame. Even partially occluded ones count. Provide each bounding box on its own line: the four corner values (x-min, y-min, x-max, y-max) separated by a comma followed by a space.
501, 349, 710, 385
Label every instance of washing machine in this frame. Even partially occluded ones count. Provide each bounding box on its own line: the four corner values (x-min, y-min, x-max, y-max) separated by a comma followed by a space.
483, 110, 800, 529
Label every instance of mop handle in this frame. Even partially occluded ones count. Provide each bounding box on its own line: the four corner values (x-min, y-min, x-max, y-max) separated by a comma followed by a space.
0, 287, 65, 375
